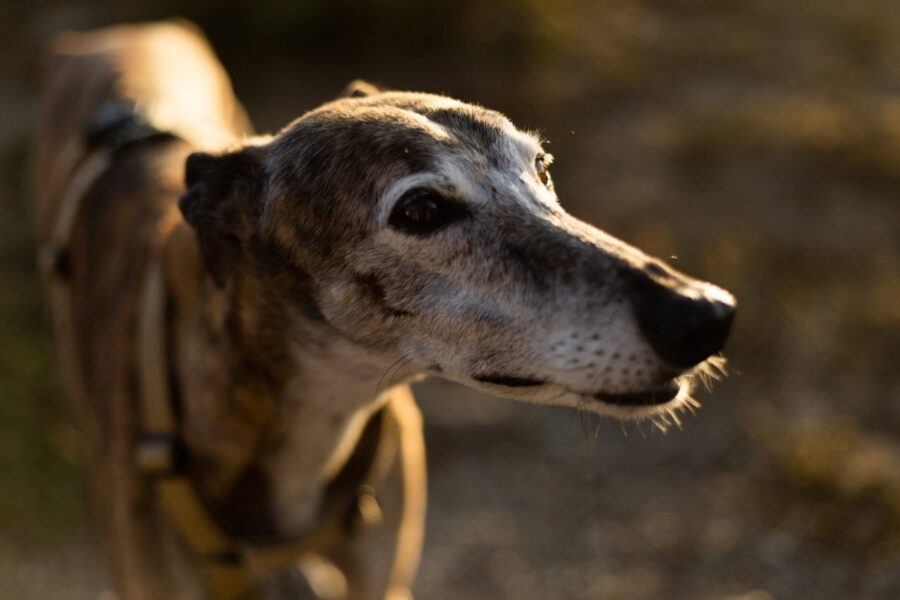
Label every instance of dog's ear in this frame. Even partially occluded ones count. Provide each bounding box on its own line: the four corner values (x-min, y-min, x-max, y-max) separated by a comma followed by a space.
179, 148, 263, 287
340, 79, 383, 98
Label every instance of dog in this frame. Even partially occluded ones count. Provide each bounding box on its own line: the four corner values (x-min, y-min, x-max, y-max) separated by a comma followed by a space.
33, 20, 735, 600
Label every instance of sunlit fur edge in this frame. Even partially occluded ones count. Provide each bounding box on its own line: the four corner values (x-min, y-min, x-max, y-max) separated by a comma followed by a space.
576, 354, 729, 430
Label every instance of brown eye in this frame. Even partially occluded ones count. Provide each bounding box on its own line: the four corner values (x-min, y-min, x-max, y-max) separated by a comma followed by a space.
389, 188, 469, 236
403, 196, 438, 223
535, 154, 551, 186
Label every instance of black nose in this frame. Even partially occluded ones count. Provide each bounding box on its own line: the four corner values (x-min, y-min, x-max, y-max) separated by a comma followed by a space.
629, 265, 736, 368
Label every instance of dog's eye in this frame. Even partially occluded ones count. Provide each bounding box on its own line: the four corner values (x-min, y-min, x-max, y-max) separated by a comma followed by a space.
535, 154, 552, 186
389, 189, 467, 235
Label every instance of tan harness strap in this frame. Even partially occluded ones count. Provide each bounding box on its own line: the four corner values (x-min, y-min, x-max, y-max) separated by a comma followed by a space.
138, 257, 257, 599
48, 151, 113, 262
39, 146, 113, 434
137, 257, 177, 435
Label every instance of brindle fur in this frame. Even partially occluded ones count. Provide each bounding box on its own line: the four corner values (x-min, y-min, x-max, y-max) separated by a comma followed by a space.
34, 20, 732, 600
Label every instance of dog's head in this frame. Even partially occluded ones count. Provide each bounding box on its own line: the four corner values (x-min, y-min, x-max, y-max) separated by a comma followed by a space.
180, 85, 735, 420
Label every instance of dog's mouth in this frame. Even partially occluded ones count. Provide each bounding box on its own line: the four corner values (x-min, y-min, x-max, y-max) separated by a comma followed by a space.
473, 373, 683, 407
466, 357, 726, 420
591, 379, 681, 407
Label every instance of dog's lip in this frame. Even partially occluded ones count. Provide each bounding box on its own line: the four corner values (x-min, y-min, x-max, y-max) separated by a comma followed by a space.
591, 380, 681, 407
473, 374, 547, 388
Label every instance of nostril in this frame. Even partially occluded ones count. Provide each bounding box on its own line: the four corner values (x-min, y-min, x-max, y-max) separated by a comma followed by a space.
630, 272, 736, 368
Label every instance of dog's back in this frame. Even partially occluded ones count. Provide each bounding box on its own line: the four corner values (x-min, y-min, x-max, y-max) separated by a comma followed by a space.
34, 20, 250, 237
33, 21, 251, 598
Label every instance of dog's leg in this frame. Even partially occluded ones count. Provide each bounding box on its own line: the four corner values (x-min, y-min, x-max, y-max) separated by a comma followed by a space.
321, 388, 426, 600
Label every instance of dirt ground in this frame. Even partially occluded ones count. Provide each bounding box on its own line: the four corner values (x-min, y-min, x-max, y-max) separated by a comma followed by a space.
1, 1, 898, 598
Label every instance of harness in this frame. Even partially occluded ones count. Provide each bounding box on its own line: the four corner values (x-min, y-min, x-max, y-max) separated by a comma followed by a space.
41, 103, 397, 599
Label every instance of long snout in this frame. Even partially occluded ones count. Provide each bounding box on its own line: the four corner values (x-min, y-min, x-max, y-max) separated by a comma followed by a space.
626, 262, 736, 368
529, 211, 737, 372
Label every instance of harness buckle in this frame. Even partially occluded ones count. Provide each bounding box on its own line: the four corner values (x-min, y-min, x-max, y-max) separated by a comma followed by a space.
136, 433, 178, 475
39, 243, 72, 280
346, 484, 383, 533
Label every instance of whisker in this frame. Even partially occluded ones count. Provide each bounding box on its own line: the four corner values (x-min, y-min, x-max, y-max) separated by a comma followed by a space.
667, 407, 683, 429
632, 420, 645, 438
545, 388, 570, 404
385, 357, 414, 391
579, 404, 590, 440
376, 356, 410, 395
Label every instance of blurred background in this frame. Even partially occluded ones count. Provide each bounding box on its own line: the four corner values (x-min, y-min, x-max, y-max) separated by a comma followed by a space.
1, 0, 899, 598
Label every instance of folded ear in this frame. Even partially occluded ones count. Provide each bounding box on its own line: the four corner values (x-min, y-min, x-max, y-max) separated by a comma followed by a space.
340, 79, 384, 98
179, 148, 263, 287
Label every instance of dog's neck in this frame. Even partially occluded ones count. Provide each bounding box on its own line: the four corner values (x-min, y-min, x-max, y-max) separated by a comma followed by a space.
162, 223, 398, 536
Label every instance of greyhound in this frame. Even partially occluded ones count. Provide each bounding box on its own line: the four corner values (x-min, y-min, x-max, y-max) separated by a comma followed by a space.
33, 20, 734, 600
